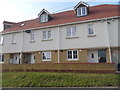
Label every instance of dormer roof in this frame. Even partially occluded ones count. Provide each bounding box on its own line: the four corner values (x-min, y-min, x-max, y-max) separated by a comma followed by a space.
74, 1, 90, 10
38, 9, 51, 16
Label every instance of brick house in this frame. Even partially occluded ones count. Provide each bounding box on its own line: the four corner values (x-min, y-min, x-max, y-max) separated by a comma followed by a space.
0, 1, 119, 65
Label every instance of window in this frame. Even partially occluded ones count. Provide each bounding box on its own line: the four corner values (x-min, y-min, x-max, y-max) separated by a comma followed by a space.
0, 36, 3, 44
91, 53, 94, 58
12, 34, 16, 44
77, 7, 87, 16
40, 14, 48, 23
43, 30, 51, 40
67, 27, 76, 37
0, 54, 4, 62
88, 24, 95, 36
30, 32, 35, 41
67, 50, 78, 60
42, 52, 51, 61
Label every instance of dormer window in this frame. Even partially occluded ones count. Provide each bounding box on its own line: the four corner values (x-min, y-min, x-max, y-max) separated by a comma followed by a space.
40, 14, 48, 23
74, 1, 89, 17
38, 9, 52, 23
77, 7, 87, 16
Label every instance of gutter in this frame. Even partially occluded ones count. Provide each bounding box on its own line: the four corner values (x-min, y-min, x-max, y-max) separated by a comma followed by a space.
2, 16, 120, 35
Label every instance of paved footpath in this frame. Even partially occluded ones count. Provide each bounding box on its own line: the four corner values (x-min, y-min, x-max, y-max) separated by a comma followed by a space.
1, 87, 119, 90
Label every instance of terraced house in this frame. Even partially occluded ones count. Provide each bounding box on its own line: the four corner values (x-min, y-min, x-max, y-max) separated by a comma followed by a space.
0, 1, 119, 65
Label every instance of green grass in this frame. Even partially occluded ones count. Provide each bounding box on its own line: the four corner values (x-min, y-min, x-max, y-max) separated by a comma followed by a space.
2, 72, 119, 87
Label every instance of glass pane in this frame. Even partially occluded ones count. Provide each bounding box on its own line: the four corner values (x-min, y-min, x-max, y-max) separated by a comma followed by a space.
72, 27, 76, 36
73, 51, 77, 59
48, 30, 51, 38
67, 27, 71, 37
82, 7, 86, 15
47, 52, 51, 59
88, 25, 94, 35
42, 53, 46, 59
77, 8, 81, 16
43, 31, 46, 39
68, 51, 72, 59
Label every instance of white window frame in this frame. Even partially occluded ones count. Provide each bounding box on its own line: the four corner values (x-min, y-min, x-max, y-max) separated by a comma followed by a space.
40, 14, 48, 23
88, 24, 95, 36
12, 34, 16, 44
77, 7, 87, 16
66, 27, 77, 37
30, 31, 35, 41
42, 30, 52, 40
0, 36, 3, 45
67, 50, 78, 60
42, 52, 51, 61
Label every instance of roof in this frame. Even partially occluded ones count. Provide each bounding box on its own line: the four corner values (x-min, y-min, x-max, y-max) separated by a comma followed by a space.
2, 4, 119, 33
74, 1, 90, 10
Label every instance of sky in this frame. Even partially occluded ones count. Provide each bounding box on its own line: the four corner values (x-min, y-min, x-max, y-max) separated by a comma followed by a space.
0, 0, 119, 32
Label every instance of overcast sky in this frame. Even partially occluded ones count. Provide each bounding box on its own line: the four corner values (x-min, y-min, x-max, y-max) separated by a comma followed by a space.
0, 0, 119, 32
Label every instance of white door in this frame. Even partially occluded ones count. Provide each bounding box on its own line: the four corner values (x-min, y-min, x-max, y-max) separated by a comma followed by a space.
88, 50, 98, 63
13, 54, 20, 64
31, 54, 35, 64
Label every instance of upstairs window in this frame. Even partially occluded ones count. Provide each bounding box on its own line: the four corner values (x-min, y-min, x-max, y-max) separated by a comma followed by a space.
0, 36, 3, 44
30, 32, 35, 41
77, 7, 87, 16
67, 27, 76, 37
88, 24, 95, 36
40, 14, 48, 23
43, 30, 51, 40
12, 34, 16, 44
42, 52, 51, 61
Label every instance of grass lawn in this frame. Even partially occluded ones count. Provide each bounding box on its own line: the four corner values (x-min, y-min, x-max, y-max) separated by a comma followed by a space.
2, 72, 119, 87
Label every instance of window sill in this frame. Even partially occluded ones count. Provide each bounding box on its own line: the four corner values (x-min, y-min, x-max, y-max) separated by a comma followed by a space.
30, 40, 35, 43
42, 39, 53, 41
67, 59, 79, 61
87, 34, 96, 37
66, 36, 79, 39
42, 59, 51, 61
11, 42, 16, 44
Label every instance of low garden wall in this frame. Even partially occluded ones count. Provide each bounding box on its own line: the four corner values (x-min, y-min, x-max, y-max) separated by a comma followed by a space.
1, 63, 116, 73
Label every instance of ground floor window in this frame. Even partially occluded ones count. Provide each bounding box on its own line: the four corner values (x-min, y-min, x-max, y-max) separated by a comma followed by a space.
42, 52, 51, 61
67, 50, 78, 60
0, 54, 4, 63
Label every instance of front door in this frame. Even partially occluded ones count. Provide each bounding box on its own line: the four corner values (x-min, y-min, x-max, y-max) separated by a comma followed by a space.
13, 54, 20, 64
98, 49, 106, 63
31, 54, 35, 64
88, 50, 98, 63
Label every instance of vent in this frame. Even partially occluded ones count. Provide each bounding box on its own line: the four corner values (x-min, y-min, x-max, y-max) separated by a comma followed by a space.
25, 30, 31, 33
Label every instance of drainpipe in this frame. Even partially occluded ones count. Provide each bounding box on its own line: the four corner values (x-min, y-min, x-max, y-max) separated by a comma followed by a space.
58, 25, 60, 63
20, 31, 24, 64
106, 20, 112, 63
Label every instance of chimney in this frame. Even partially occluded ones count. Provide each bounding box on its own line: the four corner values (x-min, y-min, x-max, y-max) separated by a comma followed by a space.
3, 21, 16, 30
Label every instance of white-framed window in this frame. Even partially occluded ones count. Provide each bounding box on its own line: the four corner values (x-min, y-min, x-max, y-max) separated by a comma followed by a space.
12, 34, 16, 44
67, 27, 77, 37
40, 14, 48, 23
77, 7, 87, 16
42, 52, 51, 61
67, 50, 78, 60
88, 24, 95, 36
30, 32, 35, 41
0, 36, 3, 44
43, 30, 51, 40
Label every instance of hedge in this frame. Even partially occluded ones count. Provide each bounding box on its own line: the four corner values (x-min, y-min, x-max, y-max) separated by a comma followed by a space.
1, 63, 116, 73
